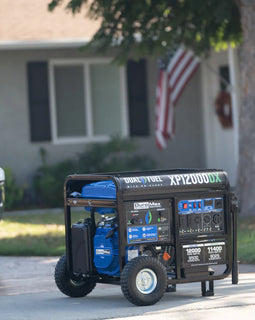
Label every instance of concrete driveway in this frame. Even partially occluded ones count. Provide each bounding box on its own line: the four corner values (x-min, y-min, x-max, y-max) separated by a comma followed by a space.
0, 257, 254, 320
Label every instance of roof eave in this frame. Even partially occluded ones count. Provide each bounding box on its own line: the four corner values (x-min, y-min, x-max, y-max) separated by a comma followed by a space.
0, 38, 91, 50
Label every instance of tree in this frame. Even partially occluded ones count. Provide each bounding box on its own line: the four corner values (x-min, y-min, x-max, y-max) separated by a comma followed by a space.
49, 1, 241, 60
49, 0, 254, 216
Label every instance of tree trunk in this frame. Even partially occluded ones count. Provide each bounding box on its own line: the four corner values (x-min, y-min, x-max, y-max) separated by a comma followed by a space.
238, 0, 255, 216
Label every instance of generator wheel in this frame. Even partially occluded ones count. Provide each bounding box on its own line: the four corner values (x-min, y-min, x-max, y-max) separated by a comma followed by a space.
121, 256, 167, 306
55, 255, 96, 297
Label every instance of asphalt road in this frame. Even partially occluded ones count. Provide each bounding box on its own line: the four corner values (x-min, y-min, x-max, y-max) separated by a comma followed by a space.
0, 257, 254, 320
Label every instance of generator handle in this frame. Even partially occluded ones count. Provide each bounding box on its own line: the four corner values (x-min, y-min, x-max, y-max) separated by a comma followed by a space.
231, 194, 239, 284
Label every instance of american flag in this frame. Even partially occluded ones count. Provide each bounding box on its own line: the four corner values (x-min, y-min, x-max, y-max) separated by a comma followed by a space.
155, 48, 200, 149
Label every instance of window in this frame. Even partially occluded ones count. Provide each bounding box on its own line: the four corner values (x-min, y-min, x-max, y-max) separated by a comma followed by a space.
27, 59, 149, 144
49, 59, 129, 144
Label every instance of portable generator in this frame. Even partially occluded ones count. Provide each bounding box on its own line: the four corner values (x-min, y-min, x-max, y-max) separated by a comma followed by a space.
55, 169, 238, 306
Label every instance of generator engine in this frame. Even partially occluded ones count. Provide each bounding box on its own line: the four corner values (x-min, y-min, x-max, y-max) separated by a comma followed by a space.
93, 214, 119, 276
71, 181, 121, 277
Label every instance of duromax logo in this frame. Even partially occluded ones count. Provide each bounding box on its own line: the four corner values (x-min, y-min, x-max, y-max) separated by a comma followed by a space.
134, 202, 161, 210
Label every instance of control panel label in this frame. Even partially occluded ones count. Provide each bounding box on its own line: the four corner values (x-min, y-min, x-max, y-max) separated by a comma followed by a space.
125, 199, 171, 244
127, 226, 158, 244
178, 198, 223, 214
182, 242, 226, 266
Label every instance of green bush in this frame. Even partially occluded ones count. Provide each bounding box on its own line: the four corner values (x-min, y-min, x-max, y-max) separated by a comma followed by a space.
34, 137, 156, 207
3, 167, 25, 211
34, 160, 76, 207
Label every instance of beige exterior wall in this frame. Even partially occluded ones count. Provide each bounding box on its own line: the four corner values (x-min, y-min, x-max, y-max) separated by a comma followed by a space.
0, 0, 100, 41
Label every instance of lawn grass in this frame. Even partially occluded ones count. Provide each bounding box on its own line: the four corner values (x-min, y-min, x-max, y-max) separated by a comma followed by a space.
0, 211, 87, 256
0, 212, 254, 263
237, 216, 255, 263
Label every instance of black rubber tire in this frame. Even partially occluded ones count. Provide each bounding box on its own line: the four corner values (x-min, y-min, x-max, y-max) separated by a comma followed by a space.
54, 255, 96, 298
120, 256, 167, 306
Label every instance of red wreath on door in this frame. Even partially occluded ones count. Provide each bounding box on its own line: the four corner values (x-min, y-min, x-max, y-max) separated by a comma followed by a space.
215, 90, 233, 129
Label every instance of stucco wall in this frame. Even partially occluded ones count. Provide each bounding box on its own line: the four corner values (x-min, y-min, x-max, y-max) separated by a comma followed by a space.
0, 48, 205, 186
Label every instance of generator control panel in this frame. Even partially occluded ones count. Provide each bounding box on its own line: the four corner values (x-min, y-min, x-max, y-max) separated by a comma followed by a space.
125, 199, 171, 244
178, 197, 224, 236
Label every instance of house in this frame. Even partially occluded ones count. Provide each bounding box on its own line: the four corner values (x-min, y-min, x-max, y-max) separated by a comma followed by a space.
0, 0, 239, 187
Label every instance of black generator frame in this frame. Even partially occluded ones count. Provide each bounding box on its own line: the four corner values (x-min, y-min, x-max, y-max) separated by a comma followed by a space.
63, 169, 239, 296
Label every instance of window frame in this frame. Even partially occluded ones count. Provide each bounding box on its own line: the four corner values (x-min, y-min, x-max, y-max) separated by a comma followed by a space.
48, 58, 129, 144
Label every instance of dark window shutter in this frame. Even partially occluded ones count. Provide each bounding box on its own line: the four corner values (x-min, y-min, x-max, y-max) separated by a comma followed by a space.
219, 66, 230, 91
127, 59, 149, 136
27, 62, 51, 142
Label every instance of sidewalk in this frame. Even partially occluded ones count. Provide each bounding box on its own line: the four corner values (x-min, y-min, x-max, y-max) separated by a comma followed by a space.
0, 257, 255, 320
0, 256, 253, 296
0, 257, 254, 320
0, 256, 59, 296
